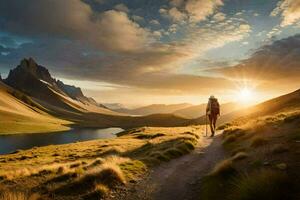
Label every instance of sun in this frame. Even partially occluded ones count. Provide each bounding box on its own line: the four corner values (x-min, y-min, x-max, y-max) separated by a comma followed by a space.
238, 88, 254, 103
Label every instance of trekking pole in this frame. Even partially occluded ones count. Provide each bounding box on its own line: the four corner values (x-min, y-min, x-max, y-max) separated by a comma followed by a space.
205, 113, 208, 137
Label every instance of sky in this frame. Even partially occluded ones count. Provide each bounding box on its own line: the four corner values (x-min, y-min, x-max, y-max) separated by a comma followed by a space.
0, 0, 299, 107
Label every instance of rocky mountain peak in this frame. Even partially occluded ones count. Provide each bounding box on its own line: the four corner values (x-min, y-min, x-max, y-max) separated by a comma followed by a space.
5, 58, 102, 107
7, 58, 54, 85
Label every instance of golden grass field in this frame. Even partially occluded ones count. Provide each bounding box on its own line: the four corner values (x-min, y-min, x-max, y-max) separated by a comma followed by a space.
0, 126, 204, 199
200, 111, 300, 200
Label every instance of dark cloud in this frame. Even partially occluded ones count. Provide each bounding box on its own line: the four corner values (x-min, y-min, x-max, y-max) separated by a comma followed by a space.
1, 0, 280, 105
0, 0, 153, 52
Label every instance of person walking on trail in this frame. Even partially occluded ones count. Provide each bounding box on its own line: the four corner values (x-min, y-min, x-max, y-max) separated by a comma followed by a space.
206, 95, 220, 137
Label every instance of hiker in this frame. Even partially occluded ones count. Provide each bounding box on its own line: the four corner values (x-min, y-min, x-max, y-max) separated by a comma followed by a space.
206, 95, 220, 137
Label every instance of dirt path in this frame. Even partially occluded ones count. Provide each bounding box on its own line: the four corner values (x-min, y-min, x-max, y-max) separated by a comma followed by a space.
117, 134, 225, 200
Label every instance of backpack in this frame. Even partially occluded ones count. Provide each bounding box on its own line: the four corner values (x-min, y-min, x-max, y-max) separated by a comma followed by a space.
210, 98, 220, 115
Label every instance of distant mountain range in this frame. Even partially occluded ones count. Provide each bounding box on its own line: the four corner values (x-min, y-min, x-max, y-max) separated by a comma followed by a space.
110, 102, 238, 119
114, 103, 192, 116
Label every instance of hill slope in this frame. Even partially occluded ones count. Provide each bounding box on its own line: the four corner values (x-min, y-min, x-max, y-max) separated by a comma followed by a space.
0, 81, 70, 134
189, 89, 300, 126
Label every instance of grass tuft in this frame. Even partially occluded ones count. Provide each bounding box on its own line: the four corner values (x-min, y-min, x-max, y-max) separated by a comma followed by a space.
164, 148, 184, 158
0, 191, 40, 200
82, 183, 109, 200
210, 159, 236, 177
230, 170, 291, 200
223, 134, 238, 145
231, 152, 248, 162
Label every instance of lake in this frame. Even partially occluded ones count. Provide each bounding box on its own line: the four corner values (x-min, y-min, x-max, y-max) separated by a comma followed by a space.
0, 128, 124, 155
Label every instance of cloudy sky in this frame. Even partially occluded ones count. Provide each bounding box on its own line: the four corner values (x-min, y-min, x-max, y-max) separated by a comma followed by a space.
0, 0, 299, 107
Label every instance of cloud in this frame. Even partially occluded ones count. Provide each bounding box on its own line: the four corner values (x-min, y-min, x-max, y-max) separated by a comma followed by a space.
0, 0, 152, 52
0, 36, 18, 48
0, 14, 251, 94
169, 0, 184, 7
168, 7, 187, 22
163, 0, 223, 23
114, 3, 129, 13
94, 10, 152, 52
149, 19, 160, 26
213, 12, 226, 21
271, 0, 300, 26
0, 0, 255, 104
132, 15, 145, 23
213, 34, 300, 82
185, 0, 223, 22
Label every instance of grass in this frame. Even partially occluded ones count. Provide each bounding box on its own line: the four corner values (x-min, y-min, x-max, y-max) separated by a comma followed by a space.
0, 191, 40, 200
200, 159, 237, 200
210, 159, 236, 177
271, 144, 289, 154
53, 163, 125, 196
231, 152, 248, 161
217, 122, 232, 130
208, 110, 300, 200
250, 136, 268, 147
82, 184, 109, 200
230, 170, 291, 200
0, 86, 71, 134
0, 126, 203, 199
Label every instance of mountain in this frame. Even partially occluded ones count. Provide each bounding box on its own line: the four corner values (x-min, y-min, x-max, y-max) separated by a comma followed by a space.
0, 58, 190, 133
173, 102, 238, 119
116, 102, 238, 119
115, 103, 193, 116
4, 58, 116, 115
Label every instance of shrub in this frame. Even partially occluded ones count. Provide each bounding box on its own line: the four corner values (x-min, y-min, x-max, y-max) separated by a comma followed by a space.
230, 170, 291, 200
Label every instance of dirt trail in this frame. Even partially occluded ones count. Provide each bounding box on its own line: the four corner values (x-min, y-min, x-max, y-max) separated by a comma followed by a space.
119, 134, 225, 200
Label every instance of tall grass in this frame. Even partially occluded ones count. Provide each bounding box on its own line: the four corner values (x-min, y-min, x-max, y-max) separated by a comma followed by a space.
230, 170, 291, 200
0, 191, 39, 200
